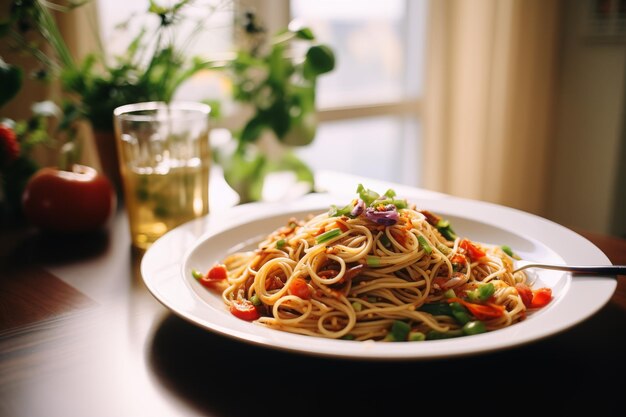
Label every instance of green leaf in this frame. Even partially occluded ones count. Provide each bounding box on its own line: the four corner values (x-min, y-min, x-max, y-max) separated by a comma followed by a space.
240, 114, 267, 144
148, 1, 168, 15
267, 101, 291, 139
303, 44, 335, 79
126, 28, 147, 61
268, 43, 288, 84
58, 101, 82, 132
295, 27, 315, 40
0, 59, 23, 108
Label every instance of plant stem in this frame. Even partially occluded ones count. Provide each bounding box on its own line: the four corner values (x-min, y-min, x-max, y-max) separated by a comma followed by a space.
34, 0, 76, 72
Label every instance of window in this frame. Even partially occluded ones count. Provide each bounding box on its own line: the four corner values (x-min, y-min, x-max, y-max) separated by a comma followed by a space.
96, 0, 428, 187
288, 0, 428, 186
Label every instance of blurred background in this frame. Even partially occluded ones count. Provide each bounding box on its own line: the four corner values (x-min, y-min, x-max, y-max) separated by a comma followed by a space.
2, 0, 625, 238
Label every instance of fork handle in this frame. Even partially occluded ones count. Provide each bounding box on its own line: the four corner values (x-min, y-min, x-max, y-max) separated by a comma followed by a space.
515, 264, 626, 276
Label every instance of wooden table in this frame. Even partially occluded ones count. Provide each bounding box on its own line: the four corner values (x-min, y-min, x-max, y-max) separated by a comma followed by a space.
1, 174, 624, 416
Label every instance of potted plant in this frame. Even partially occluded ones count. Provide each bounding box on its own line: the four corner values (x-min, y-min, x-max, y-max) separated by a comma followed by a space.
1, 0, 220, 193
216, 11, 335, 203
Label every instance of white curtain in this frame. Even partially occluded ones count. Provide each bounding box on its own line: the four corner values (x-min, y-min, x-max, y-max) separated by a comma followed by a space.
423, 0, 561, 215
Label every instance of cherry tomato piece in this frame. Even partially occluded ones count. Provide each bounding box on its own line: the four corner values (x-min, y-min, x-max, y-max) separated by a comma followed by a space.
515, 283, 534, 308
448, 297, 505, 320
530, 287, 552, 308
459, 239, 486, 261
207, 264, 228, 281
288, 276, 312, 299
230, 299, 260, 321
197, 264, 228, 288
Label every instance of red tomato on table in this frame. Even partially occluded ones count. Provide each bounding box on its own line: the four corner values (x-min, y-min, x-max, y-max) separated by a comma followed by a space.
22, 164, 116, 233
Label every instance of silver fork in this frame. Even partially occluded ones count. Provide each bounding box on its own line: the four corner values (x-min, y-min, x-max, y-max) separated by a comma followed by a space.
513, 260, 626, 276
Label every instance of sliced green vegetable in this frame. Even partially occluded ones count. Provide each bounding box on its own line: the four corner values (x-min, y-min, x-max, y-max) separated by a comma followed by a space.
356, 183, 380, 206
315, 228, 341, 244
191, 269, 204, 280
393, 199, 408, 209
478, 282, 495, 300
332, 186, 406, 219
437, 219, 450, 228
501, 245, 521, 260
329, 202, 354, 217
408, 331, 426, 341
250, 294, 262, 306
418, 303, 452, 316
466, 292, 479, 302
436, 219, 457, 241
439, 227, 457, 241
380, 234, 392, 248
391, 320, 411, 341
351, 301, 363, 312
417, 235, 433, 254
467, 282, 495, 303
366, 256, 381, 267
341, 334, 356, 340
462, 320, 487, 335
443, 289, 456, 299
449, 302, 471, 324
426, 329, 464, 340
374, 198, 408, 209
276, 238, 286, 249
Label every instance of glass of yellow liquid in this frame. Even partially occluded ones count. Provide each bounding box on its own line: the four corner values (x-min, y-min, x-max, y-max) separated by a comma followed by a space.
113, 102, 211, 250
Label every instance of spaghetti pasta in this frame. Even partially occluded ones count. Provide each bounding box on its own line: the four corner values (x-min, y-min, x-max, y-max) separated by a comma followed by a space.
198, 185, 552, 341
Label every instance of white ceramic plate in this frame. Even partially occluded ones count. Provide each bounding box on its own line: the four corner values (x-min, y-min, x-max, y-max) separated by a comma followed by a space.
141, 193, 616, 360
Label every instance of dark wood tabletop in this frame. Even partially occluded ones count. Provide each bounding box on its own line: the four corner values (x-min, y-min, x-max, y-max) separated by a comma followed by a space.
1, 186, 625, 416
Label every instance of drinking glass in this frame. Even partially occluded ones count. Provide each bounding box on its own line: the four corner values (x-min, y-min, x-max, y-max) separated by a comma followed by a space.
113, 102, 211, 250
